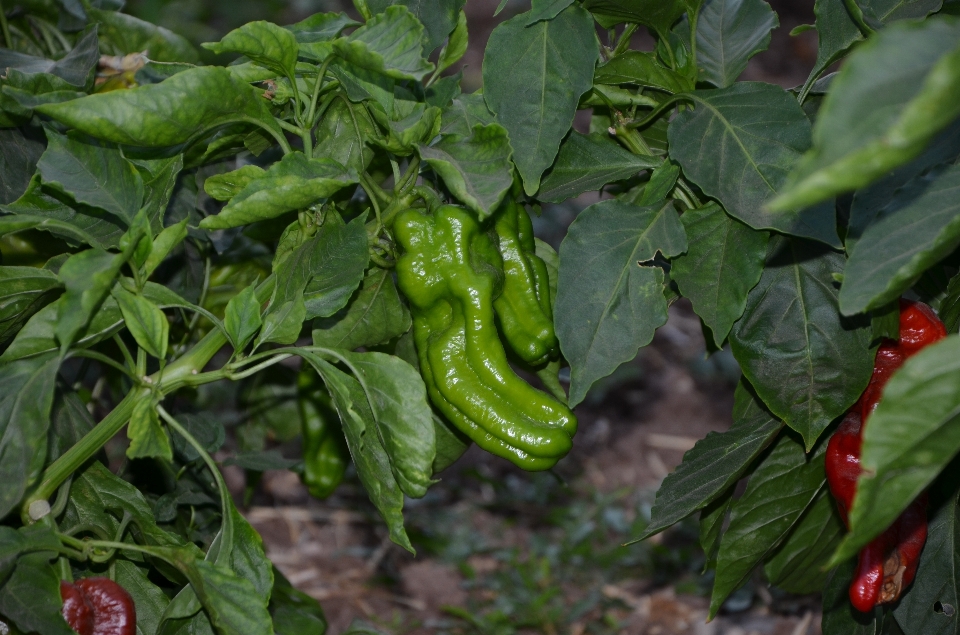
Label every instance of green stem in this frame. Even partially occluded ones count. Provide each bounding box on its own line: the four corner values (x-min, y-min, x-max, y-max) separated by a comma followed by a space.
0, 0, 12, 50
612, 24, 637, 58
397, 156, 421, 193
613, 123, 653, 156
70, 350, 138, 381
112, 334, 137, 375
275, 119, 304, 136
625, 94, 694, 130
842, 0, 876, 37
688, 10, 699, 79
244, 117, 293, 155
307, 55, 336, 128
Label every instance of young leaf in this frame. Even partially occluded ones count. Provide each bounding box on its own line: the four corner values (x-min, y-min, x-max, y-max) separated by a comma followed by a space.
312, 268, 411, 351
332, 6, 435, 81
203, 165, 267, 202
224, 285, 262, 352
37, 128, 145, 226
536, 132, 659, 204
668, 82, 841, 247
763, 488, 845, 594
482, 4, 597, 196
55, 248, 127, 352
144, 219, 189, 278
594, 51, 691, 94
418, 123, 513, 218
436, 9, 468, 74
256, 296, 306, 347
771, 19, 960, 211
640, 380, 783, 540
636, 161, 681, 206
556, 200, 687, 407
113, 286, 169, 360
695, 0, 779, 88
301, 353, 413, 552
840, 164, 960, 315
127, 398, 173, 462
835, 336, 960, 563
199, 154, 357, 230
671, 203, 768, 347
0, 553, 75, 635
36, 66, 284, 148
730, 236, 874, 449
135, 155, 184, 234
708, 429, 826, 618
0, 353, 59, 520
0, 127, 45, 205
203, 21, 299, 82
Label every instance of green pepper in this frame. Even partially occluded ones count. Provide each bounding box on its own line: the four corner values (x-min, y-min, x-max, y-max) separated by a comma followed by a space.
393, 205, 576, 471
298, 369, 349, 499
491, 196, 558, 366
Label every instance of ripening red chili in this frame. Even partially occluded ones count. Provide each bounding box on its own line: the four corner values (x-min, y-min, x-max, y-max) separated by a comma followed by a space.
825, 299, 946, 613
60, 578, 136, 635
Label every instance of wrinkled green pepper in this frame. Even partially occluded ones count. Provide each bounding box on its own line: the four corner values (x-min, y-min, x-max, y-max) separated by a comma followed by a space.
393, 205, 576, 471
491, 197, 558, 366
298, 369, 349, 498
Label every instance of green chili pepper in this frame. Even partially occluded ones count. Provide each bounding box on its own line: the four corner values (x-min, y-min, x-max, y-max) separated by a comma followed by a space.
298, 369, 349, 499
393, 205, 576, 471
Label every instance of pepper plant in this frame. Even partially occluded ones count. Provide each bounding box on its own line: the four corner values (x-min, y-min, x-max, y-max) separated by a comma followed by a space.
1, 0, 960, 633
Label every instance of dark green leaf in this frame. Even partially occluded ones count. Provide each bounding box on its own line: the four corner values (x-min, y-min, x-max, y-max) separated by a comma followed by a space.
113, 286, 169, 359
301, 218, 370, 319
556, 200, 687, 407
0, 296, 122, 362
668, 82, 841, 247
593, 51, 692, 94
55, 248, 126, 351
835, 336, 960, 563
699, 488, 733, 573
38, 129, 144, 226
582, 0, 685, 31
0, 266, 61, 345
709, 429, 826, 618
0, 128, 46, 205
536, 132, 659, 204
436, 9, 468, 74
332, 6, 435, 81
730, 236, 874, 449
145, 219, 189, 279
312, 98, 377, 173
36, 66, 283, 148
821, 559, 880, 635
369, 0, 465, 52
671, 203, 768, 347
941, 270, 960, 335
47, 387, 94, 464
640, 380, 783, 539
636, 160, 680, 205
840, 164, 960, 315
695, 0, 779, 88
439, 94, 495, 137
772, 19, 960, 211
224, 285, 262, 352
256, 296, 306, 346
482, 4, 597, 195
135, 155, 184, 234
312, 268, 411, 351
285, 11, 358, 43
799, 0, 861, 101
186, 560, 272, 635
0, 553, 75, 635
115, 559, 172, 635
93, 9, 200, 63
0, 353, 58, 521
127, 398, 173, 461
418, 123, 513, 218
203, 21, 299, 82
270, 568, 327, 635
0, 26, 99, 88
763, 488, 844, 594
199, 154, 357, 230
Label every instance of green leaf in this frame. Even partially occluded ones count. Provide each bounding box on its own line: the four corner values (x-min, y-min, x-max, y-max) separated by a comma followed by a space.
771, 19, 960, 211
115, 560, 172, 635
301, 353, 413, 552
636, 160, 680, 205
285, 11, 358, 42
640, 380, 783, 539
799, 0, 862, 102
671, 204, 768, 347
92, 9, 200, 63
223, 501, 273, 599
0, 553, 75, 635
708, 429, 826, 618
256, 296, 306, 347
440, 93, 495, 137
0, 296, 123, 362
700, 488, 733, 573
136, 155, 184, 234
582, 0, 685, 31
437, 9, 468, 74
482, 4, 597, 196
224, 285, 262, 352
369, 0, 465, 53
821, 559, 880, 635
668, 82, 841, 247
127, 398, 173, 461
203, 21, 299, 82
37, 129, 144, 226
203, 165, 267, 202
418, 123, 513, 218
834, 336, 960, 563
184, 560, 272, 635
145, 219, 189, 278
312, 98, 377, 173
0, 26, 99, 88
301, 218, 370, 319
730, 236, 874, 449
0, 353, 59, 521
763, 488, 845, 594
332, 6, 435, 81
270, 568, 328, 635
312, 268, 411, 351
199, 154, 357, 230
556, 200, 687, 407
47, 385, 95, 465
593, 51, 692, 94
113, 286, 169, 359
338, 351, 436, 499
0, 266, 61, 345
36, 66, 283, 148
536, 132, 659, 203
695, 0, 779, 88
368, 102, 441, 156
840, 164, 960, 315
892, 484, 960, 634
0, 128, 46, 205
55, 248, 126, 351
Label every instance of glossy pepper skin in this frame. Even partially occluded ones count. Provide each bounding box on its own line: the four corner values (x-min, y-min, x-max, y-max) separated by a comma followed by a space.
298, 369, 349, 499
61, 578, 136, 635
393, 205, 576, 470
825, 299, 945, 612
491, 197, 558, 366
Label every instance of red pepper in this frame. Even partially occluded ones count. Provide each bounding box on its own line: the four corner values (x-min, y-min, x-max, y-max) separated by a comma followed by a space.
61, 578, 136, 635
825, 299, 945, 612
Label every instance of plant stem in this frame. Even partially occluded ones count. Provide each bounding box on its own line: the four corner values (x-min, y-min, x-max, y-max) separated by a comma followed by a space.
0, 0, 11, 50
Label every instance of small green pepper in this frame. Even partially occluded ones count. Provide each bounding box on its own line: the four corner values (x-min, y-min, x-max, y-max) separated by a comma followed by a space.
298, 369, 349, 499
